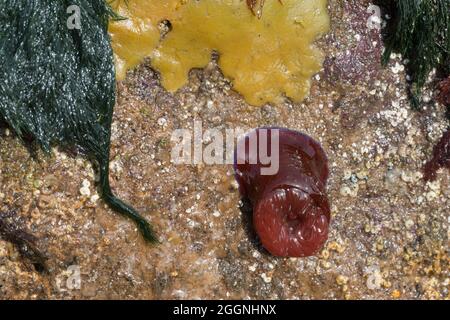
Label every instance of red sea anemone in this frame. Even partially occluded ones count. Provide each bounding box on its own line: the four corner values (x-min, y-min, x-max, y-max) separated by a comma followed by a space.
234, 128, 330, 257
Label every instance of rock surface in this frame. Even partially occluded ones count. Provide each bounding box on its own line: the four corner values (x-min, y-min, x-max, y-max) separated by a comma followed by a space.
0, 0, 448, 300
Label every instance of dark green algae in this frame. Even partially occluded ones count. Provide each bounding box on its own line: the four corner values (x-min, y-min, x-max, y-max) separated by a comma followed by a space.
0, 0, 157, 243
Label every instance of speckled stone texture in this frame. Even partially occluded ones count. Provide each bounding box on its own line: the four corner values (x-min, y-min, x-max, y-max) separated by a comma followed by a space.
0, 0, 448, 300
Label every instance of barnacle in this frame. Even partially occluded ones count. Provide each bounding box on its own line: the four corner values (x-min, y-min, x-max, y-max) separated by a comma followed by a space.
109, 0, 330, 106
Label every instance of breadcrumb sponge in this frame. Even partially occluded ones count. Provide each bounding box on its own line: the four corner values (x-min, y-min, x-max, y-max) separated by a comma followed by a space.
109, 0, 329, 106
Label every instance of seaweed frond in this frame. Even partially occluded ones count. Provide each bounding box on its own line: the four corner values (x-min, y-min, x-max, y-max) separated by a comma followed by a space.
438, 76, 450, 118
423, 129, 450, 181
381, 0, 450, 108
106, 0, 128, 21
0, 0, 157, 243
0, 211, 47, 272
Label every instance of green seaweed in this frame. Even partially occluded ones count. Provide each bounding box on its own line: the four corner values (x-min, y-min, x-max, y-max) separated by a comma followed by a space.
381, 0, 450, 109
0, 0, 157, 243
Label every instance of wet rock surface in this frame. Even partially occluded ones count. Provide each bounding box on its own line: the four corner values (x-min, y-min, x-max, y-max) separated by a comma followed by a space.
0, 1, 448, 299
